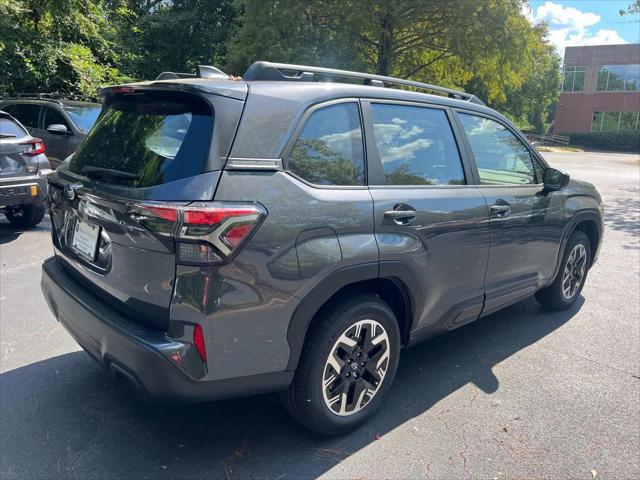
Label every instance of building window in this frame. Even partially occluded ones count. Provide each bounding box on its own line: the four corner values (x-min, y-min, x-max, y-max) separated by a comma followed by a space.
562, 66, 586, 92
596, 64, 640, 92
591, 111, 640, 131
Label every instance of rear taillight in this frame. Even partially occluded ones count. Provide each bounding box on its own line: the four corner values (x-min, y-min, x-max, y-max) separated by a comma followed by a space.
129, 202, 266, 265
20, 138, 45, 156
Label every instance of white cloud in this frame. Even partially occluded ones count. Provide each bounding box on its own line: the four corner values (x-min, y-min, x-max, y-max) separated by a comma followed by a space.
526, 1, 628, 55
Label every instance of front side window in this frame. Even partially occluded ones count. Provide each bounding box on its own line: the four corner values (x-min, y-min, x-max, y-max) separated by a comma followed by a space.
371, 103, 465, 185
562, 66, 586, 92
287, 103, 365, 186
592, 111, 640, 131
596, 64, 640, 92
64, 105, 101, 132
458, 113, 537, 185
6, 104, 40, 129
69, 93, 213, 188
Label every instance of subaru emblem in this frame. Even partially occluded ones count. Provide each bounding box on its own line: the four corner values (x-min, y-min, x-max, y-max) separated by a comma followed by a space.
64, 183, 81, 201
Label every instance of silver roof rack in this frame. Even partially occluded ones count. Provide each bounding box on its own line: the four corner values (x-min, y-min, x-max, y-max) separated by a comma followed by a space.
14, 93, 80, 103
243, 61, 485, 105
155, 65, 228, 81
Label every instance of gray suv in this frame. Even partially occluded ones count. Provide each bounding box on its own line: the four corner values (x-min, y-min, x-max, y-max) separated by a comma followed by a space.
40, 62, 604, 435
0, 95, 101, 168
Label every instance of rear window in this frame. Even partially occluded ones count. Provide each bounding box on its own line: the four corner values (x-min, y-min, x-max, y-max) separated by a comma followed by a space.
68, 93, 213, 187
0, 117, 28, 138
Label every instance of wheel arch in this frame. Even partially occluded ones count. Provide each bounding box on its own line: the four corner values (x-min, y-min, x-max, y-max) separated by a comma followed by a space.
551, 209, 603, 283
285, 262, 420, 371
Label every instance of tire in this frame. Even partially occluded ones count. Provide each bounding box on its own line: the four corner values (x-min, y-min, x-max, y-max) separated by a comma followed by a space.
5, 202, 46, 228
283, 294, 401, 436
536, 230, 591, 310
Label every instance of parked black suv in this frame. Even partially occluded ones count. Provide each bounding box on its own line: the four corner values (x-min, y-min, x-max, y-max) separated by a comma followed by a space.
41, 62, 604, 435
1, 110, 50, 227
0, 95, 101, 168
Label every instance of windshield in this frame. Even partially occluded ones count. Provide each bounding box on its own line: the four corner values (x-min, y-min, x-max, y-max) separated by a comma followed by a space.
63, 105, 102, 132
68, 93, 213, 188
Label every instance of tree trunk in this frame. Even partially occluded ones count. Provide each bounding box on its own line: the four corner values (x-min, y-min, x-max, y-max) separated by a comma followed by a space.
376, 5, 394, 76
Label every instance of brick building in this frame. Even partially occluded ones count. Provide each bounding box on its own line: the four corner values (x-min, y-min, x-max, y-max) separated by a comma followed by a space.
554, 44, 640, 134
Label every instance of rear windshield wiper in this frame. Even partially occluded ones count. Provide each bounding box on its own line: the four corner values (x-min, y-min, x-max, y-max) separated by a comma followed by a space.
82, 166, 140, 180
0, 134, 17, 138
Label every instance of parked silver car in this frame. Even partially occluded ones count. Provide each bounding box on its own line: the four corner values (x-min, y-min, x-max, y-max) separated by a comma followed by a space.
0, 109, 50, 227
0, 94, 101, 168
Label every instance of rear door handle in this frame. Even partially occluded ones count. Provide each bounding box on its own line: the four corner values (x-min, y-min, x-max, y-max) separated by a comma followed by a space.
490, 204, 511, 218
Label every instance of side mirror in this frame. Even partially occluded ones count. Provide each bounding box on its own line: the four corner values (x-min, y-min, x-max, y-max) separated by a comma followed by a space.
543, 167, 570, 191
46, 124, 70, 135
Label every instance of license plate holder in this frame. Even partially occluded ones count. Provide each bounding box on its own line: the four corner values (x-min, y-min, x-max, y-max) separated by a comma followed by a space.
71, 219, 100, 262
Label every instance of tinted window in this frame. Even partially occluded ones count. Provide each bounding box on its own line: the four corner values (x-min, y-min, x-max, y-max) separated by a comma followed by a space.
7, 104, 40, 128
287, 103, 365, 186
68, 93, 213, 188
42, 107, 69, 129
371, 104, 465, 185
458, 113, 536, 185
561, 66, 585, 92
64, 105, 101, 132
0, 117, 28, 138
596, 64, 640, 92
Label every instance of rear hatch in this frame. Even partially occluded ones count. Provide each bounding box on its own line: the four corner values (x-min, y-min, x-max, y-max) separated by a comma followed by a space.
0, 115, 43, 177
47, 85, 247, 331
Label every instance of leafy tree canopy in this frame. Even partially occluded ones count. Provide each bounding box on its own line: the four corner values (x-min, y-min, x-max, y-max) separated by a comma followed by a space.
1, 0, 560, 132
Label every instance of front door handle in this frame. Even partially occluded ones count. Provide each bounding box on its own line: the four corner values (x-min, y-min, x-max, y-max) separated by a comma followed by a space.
490, 204, 511, 218
384, 205, 417, 225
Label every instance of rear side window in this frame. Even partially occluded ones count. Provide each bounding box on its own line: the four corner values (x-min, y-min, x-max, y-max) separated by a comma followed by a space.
0, 117, 28, 138
458, 113, 537, 185
287, 103, 365, 186
371, 104, 465, 185
6, 104, 40, 129
42, 107, 70, 130
68, 93, 213, 188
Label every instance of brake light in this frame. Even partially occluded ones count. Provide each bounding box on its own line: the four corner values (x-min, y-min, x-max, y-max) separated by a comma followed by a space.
193, 324, 206, 363
111, 86, 137, 95
129, 201, 266, 265
20, 138, 45, 156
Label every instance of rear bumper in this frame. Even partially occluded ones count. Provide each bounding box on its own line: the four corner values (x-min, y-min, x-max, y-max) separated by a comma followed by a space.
0, 175, 47, 207
41, 256, 293, 402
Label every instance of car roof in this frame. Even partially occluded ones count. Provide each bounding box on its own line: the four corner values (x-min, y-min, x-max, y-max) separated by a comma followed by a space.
112, 77, 494, 114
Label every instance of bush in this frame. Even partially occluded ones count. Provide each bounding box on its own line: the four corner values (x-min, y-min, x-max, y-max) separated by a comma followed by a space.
568, 130, 640, 152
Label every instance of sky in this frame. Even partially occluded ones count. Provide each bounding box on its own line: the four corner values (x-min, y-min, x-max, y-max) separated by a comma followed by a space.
525, 1, 640, 55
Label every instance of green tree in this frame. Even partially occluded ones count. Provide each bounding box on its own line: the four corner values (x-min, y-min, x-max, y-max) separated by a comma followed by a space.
0, 0, 132, 98
227, 0, 560, 132
120, 0, 237, 80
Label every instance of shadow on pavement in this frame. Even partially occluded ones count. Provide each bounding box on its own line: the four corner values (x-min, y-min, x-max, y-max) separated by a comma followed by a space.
604, 187, 640, 241
0, 296, 583, 479
0, 223, 23, 245
0, 216, 50, 245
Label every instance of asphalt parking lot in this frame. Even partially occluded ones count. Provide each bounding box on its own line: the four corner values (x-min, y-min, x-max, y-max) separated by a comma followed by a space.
1, 151, 638, 480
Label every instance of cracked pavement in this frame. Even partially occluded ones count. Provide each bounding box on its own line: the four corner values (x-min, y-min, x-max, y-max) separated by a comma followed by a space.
1, 151, 639, 479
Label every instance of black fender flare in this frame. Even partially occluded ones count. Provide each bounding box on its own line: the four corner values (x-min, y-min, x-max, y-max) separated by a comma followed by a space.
285, 261, 423, 370
549, 209, 603, 285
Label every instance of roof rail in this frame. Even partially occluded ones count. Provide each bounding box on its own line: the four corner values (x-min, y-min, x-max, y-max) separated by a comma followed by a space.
15, 93, 77, 103
155, 65, 228, 81
243, 61, 485, 105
